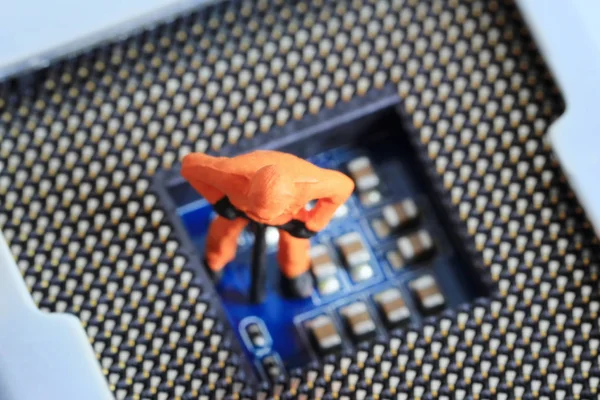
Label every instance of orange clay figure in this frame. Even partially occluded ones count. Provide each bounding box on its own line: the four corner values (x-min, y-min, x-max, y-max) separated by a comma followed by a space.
181, 150, 355, 298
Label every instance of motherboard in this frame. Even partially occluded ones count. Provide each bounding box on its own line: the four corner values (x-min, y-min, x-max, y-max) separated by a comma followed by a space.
2, 0, 594, 399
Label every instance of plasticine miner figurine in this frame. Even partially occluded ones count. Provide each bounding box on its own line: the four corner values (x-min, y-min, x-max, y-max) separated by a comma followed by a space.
181, 150, 354, 299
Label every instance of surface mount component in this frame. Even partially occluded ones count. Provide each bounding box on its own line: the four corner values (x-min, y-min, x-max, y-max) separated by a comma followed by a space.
262, 355, 284, 381
306, 315, 342, 354
397, 230, 435, 263
336, 232, 374, 283
382, 199, 419, 230
309, 245, 337, 279
386, 250, 405, 270
339, 301, 376, 341
245, 323, 267, 350
336, 232, 371, 268
347, 156, 383, 207
373, 287, 411, 327
309, 245, 341, 296
347, 156, 380, 192
409, 275, 446, 314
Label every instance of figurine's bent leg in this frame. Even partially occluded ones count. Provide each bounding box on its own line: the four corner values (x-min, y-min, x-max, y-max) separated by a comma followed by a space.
277, 230, 310, 277
277, 230, 313, 298
205, 216, 248, 277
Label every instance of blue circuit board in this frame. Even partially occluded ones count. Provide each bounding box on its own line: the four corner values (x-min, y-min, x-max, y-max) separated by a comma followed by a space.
174, 139, 477, 379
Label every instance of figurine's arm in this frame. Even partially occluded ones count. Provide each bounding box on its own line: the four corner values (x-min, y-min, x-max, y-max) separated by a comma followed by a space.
181, 153, 225, 203
304, 171, 355, 232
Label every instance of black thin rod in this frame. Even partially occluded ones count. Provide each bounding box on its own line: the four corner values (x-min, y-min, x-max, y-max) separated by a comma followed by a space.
250, 222, 268, 303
